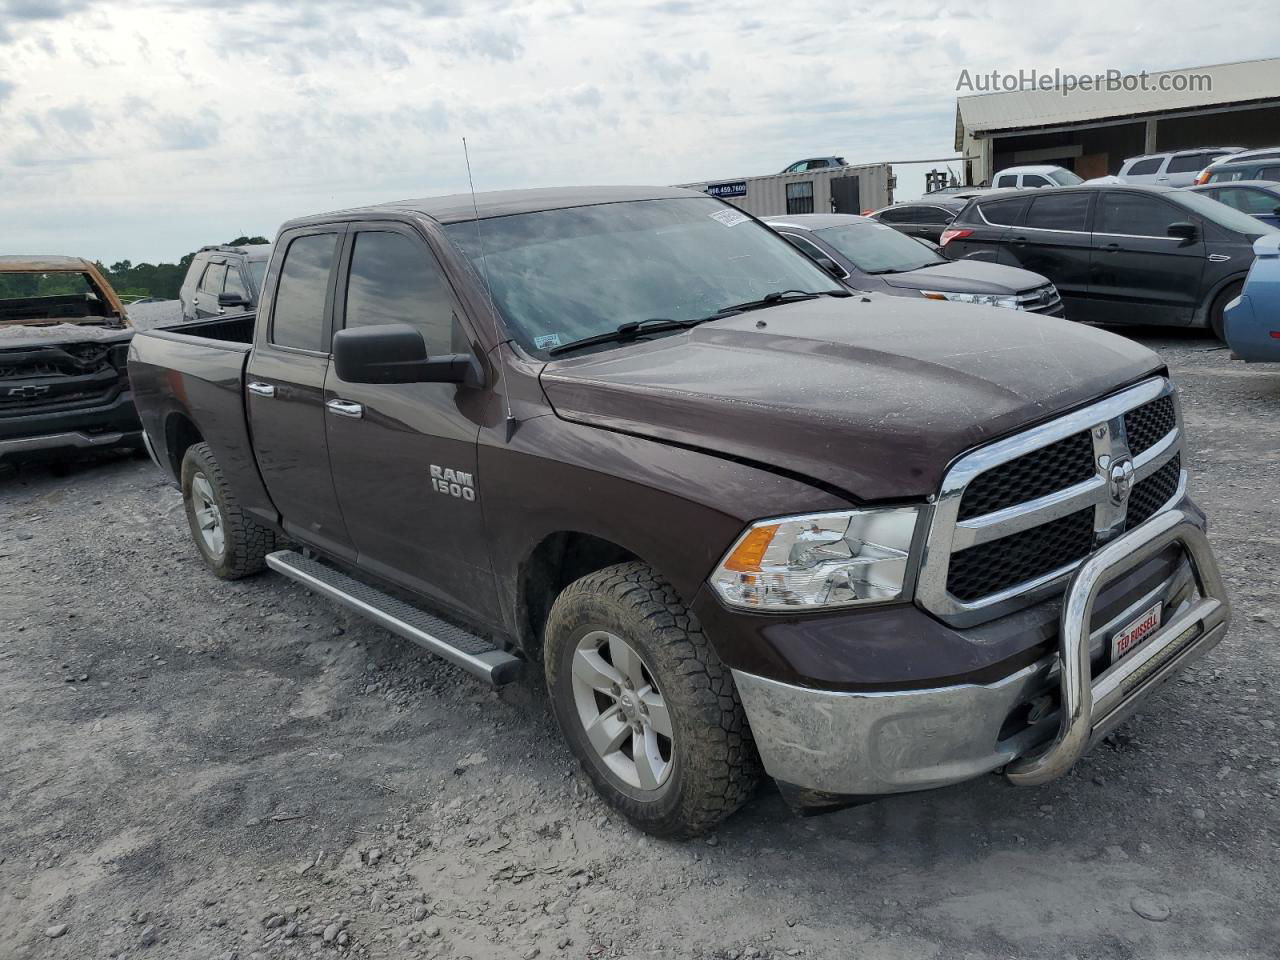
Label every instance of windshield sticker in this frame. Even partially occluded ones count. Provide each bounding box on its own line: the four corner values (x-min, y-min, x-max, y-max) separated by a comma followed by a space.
709, 208, 750, 227
534, 333, 563, 349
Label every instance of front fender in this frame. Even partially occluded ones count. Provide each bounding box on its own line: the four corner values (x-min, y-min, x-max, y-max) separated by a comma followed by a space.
477, 414, 852, 644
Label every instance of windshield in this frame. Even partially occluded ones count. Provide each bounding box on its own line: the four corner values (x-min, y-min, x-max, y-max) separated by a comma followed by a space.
1049, 169, 1084, 185
445, 198, 843, 357
0, 270, 115, 326
813, 221, 944, 273
1176, 190, 1280, 237
248, 259, 268, 293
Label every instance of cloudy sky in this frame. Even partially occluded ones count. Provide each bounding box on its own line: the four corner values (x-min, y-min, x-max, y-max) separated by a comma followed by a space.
1, 0, 1275, 264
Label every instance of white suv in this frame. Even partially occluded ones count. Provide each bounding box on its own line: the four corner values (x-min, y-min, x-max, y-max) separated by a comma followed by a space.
991, 165, 1083, 189
1118, 147, 1243, 187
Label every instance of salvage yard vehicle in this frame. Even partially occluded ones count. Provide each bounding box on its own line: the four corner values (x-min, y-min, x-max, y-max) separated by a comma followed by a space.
942, 184, 1279, 338
991, 165, 1083, 189
764, 213, 1063, 315
1116, 147, 1243, 187
867, 196, 971, 245
179, 243, 273, 322
1223, 234, 1280, 362
129, 185, 1230, 836
0, 256, 142, 464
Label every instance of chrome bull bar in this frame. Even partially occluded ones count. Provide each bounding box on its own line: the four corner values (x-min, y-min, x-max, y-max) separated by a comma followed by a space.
1005, 508, 1230, 787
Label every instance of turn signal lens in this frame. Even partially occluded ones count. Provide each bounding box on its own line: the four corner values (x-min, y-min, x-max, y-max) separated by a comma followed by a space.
721, 524, 779, 572
711, 508, 920, 611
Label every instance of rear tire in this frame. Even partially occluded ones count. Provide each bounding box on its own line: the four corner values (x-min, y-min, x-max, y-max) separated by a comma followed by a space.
181, 441, 276, 579
1208, 281, 1243, 342
543, 561, 760, 837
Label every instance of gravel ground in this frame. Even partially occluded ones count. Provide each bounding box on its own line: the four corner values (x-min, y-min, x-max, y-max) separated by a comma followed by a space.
2, 329, 1278, 960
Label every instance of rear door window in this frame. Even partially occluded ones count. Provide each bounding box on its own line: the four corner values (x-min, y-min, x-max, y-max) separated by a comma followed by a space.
1094, 193, 1182, 237
1167, 153, 1208, 174
1022, 175, 1052, 188
1127, 157, 1164, 176
877, 207, 910, 223
271, 233, 339, 351
1257, 165, 1280, 182
977, 196, 1030, 226
1024, 193, 1090, 231
994, 174, 1017, 188
343, 230, 463, 356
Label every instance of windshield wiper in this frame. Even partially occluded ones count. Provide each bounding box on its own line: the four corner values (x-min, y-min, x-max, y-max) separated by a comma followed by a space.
716, 288, 850, 313
547, 317, 711, 357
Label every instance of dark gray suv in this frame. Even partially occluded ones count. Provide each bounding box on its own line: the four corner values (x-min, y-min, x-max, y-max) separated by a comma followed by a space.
178, 244, 272, 322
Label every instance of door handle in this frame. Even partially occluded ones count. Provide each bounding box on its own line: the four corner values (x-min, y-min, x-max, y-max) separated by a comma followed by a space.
1010, 235, 1027, 245
247, 381, 276, 398
1101, 243, 1121, 252
326, 399, 363, 419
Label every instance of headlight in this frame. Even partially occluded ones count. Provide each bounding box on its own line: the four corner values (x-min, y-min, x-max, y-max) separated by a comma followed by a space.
921, 290, 1020, 309
710, 508, 919, 611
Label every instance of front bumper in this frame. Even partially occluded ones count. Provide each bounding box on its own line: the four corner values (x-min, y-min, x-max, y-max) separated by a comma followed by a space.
0, 389, 142, 463
733, 509, 1229, 798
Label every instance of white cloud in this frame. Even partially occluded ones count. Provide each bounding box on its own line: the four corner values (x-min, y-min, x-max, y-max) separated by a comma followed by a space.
0, 0, 1276, 262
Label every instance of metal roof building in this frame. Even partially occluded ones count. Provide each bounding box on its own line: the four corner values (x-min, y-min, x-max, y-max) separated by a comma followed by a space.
955, 58, 1280, 184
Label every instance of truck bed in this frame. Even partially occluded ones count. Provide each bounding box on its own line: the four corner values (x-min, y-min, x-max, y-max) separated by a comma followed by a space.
127, 310, 278, 527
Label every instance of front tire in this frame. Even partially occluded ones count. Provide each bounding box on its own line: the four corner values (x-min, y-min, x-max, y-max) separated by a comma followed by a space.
181, 441, 276, 579
543, 562, 759, 837
1208, 280, 1243, 342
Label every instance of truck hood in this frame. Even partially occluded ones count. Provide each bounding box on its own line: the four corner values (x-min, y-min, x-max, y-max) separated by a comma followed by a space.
538, 296, 1163, 501
880, 259, 1048, 295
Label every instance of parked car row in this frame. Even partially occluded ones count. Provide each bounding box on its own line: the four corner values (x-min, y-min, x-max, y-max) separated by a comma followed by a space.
940, 183, 1275, 338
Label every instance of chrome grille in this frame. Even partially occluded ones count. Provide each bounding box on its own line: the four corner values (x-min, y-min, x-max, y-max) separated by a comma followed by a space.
1016, 284, 1063, 315
919, 378, 1185, 625
957, 430, 1093, 520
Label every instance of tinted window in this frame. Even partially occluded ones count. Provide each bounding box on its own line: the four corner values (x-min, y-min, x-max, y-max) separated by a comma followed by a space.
1094, 193, 1181, 236
814, 221, 943, 273
223, 266, 248, 299
977, 197, 1030, 226
1208, 168, 1247, 183
994, 174, 1017, 188
785, 182, 815, 215
1127, 157, 1163, 176
920, 206, 955, 223
1167, 153, 1208, 173
344, 231, 461, 355
199, 262, 226, 294
1023, 175, 1051, 188
1258, 165, 1280, 182
877, 207, 910, 223
1025, 193, 1090, 230
271, 233, 338, 351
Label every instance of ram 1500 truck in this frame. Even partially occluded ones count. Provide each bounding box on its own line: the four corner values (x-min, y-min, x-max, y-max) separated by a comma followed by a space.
1, 256, 142, 464
128, 186, 1230, 836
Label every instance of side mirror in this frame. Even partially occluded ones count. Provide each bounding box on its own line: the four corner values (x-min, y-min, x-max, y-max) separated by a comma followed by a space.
333, 323, 480, 386
815, 257, 846, 279
1167, 221, 1198, 241
218, 292, 249, 307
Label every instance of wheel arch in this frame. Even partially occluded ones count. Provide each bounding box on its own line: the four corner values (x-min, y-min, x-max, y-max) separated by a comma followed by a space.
1196, 271, 1248, 327
163, 411, 204, 480
517, 530, 646, 659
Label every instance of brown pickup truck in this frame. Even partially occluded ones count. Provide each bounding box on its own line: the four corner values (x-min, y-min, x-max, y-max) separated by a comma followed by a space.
0, 256, 141, 464
128, 186, 1230, 836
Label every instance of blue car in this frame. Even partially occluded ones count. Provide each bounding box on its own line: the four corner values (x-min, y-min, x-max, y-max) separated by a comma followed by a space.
1223, 234, 1280, 361
1189, 181, 1280, 229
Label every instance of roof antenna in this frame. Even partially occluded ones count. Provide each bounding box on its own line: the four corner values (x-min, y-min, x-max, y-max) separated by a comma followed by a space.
463, 136, 517, 440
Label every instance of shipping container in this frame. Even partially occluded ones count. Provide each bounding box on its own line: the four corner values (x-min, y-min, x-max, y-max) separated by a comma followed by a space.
677, 163, 894, 217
